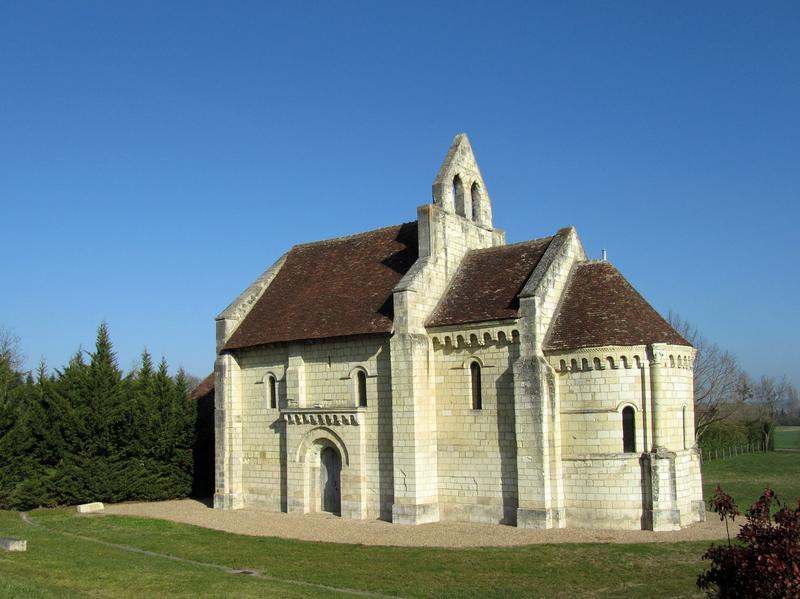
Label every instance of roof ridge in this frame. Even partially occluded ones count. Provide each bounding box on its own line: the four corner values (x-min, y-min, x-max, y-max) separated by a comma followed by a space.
466, 235, 553, 255
292, 222, 415, 250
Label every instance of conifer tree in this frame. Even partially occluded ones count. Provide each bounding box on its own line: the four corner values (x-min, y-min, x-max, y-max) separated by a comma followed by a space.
0, 323, 198, 508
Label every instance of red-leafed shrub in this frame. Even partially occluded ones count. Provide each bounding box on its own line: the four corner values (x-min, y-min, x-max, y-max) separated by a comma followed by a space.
698, 485, 800, 598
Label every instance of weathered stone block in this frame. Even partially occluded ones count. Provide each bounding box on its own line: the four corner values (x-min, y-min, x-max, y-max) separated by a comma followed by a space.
0, 538, 26, 551
76, 502, 104, 514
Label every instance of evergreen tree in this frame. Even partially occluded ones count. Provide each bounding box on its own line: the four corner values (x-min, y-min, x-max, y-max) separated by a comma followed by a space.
0, 322, 198, 508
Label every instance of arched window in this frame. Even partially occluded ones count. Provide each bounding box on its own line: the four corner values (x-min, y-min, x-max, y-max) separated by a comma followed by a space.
470, 182, 480, 221
622, 406, 636, 453
268, 375, 277, 409
453, 175, 466, 217
356, 370, 367, 407
470, 361, 482, 410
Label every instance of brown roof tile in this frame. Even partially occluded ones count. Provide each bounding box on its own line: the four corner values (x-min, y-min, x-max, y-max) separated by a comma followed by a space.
427, 237, 554, 328
223, 223, 418, 350
190, 373, 215, 401
544, 261, 690, 351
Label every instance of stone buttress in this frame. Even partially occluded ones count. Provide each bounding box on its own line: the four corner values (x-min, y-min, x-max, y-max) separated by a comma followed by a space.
389, 133, 503, 524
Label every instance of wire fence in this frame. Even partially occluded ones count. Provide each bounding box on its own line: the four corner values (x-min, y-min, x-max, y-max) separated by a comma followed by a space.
700, 442, 768, 463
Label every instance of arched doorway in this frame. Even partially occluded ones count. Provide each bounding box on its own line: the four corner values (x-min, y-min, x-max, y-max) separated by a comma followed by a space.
320, 446, 341, 515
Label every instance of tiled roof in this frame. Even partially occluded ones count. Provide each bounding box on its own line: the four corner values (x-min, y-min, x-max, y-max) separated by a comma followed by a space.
427, 236, 554, 328
223, 223, 418, 350
544, 261, 690, 351
190, 373, 214, 401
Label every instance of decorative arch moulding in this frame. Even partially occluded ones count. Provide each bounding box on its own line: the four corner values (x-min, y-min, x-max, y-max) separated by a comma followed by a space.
547, 344, 695, 374
283, 409, 361, 427
430, 325, 520, 351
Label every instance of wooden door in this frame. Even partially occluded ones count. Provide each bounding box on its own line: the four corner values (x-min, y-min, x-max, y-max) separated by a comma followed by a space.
320, 446, 341, 515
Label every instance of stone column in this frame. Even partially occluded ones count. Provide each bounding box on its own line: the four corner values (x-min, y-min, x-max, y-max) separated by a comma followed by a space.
649, 345, 668, 450
640, 357, 654, 452
644, 344, 679, 530
214, 352, 244, 509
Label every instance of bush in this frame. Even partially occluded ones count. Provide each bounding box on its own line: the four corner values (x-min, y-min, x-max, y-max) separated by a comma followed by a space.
699, 420, 774, 454
698, 486, 800, 598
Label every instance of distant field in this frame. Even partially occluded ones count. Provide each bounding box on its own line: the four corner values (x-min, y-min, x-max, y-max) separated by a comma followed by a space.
774, 426, 800, 450
702, 451, 800, 510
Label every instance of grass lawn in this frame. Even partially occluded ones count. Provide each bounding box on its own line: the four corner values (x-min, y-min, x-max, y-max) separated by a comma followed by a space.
702, 451, 800, 510
774, 425, 800, 450
0, 509, 708, 599
1, 451, 797, 599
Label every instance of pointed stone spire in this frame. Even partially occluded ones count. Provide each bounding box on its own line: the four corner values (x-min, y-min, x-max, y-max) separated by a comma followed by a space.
431, 133, 493, 228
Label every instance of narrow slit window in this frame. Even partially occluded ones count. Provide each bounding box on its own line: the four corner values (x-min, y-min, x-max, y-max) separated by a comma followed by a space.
622, 406, 636, 452
470, 362, 482, 410
268, 375, 277, 409
682, 406, 687, 450
470, 182, 480, 221
357, 370, 367, 407
453, 175, 466, 217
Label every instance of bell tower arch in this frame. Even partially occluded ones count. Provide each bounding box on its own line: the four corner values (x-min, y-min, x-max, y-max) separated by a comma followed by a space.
431, 133, 493, 229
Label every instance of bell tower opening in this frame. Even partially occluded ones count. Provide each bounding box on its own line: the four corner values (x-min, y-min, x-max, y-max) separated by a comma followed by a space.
431, 133, 494, 229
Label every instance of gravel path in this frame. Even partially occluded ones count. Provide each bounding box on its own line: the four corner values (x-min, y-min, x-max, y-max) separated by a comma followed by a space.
104, 499, 731, 547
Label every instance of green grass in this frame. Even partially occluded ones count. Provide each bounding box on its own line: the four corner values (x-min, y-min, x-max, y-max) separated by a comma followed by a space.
1, 509, 708, 599
702, 451, 800, 510
0, 510, 331, 599
1, 451, 798, 599
774, 426, 800, 450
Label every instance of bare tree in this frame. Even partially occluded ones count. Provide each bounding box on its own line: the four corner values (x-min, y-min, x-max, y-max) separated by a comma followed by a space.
751, 375, 788, 448
668, 313, 746, 440
0, 325, 24, 372
781, 383, 800, 425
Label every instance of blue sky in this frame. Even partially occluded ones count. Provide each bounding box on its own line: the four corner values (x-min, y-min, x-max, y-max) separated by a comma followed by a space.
1, 1, 797, 385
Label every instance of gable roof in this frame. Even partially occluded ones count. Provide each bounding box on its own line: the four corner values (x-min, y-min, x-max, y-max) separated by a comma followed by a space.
189, 373, 215, 401
223, 222, 418, 350
544, 261, 690, 351
427, 236, 554, 328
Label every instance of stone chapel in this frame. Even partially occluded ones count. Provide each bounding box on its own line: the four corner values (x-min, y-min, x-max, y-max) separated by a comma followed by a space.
212, 134, 705, 530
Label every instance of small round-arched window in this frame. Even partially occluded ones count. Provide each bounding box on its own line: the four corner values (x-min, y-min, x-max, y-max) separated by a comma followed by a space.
622, 406, 636, 453
356, 370, 367, 407
268, 375, 277, 409
470, 362, 482, 410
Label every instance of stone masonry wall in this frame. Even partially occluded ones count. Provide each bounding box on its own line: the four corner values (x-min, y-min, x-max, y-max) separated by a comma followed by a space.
650, 344, 696, 452
549, 347, 650, 456
233, 334, 393, 519
546, 344, 703, 530
430, 324, 520, 524
561, 455, 645, 529
236, 344, 287, 510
